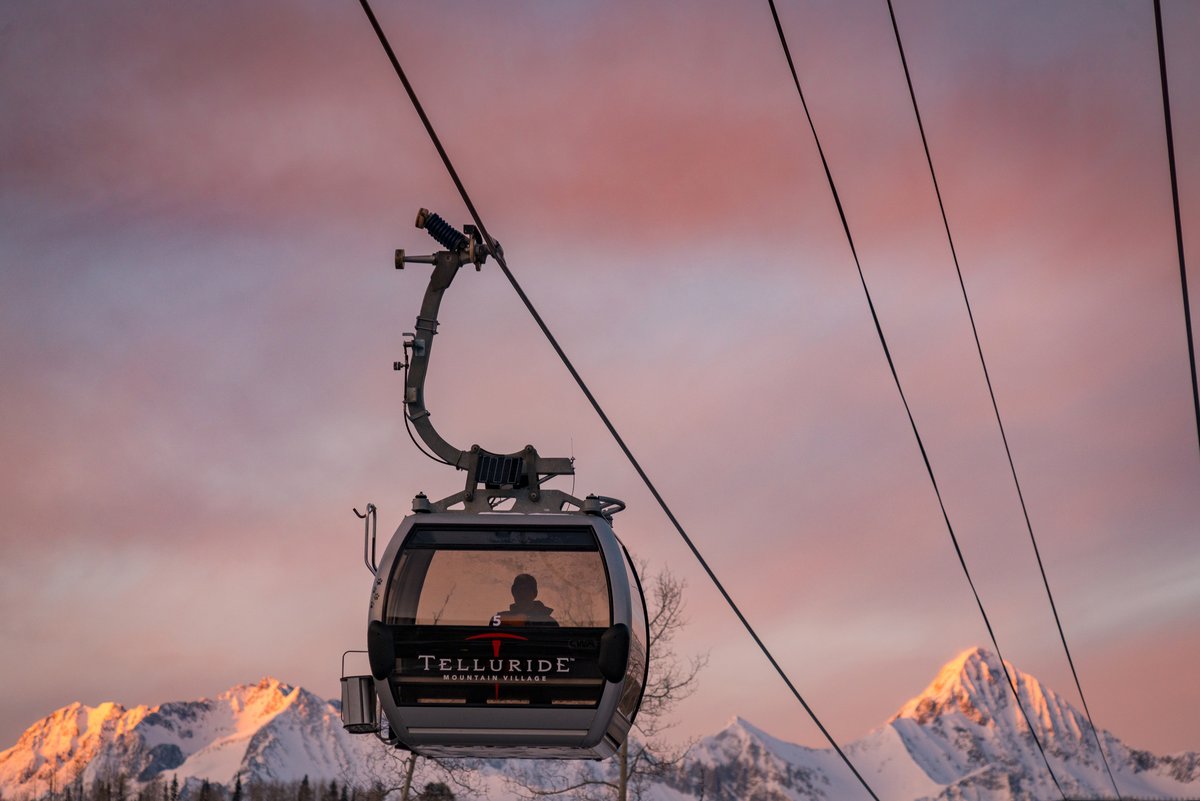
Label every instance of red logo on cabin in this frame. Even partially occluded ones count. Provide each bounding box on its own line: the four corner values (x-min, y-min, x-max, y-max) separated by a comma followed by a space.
465, 631, 528, 655
466, 632, 527, 700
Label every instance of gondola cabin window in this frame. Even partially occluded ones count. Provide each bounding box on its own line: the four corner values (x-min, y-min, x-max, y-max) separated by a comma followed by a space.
384, 527, 611, 627
382, 526, 614, 708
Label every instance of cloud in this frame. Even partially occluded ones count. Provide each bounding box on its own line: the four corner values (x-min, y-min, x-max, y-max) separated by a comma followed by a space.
1, 0, 1198, 756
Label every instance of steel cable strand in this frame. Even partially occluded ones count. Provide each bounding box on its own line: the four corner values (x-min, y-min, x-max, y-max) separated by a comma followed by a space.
352, 2, 882, 798
884, 2, 1123, 796
766, 1, 1067, 798
1153, 0, 1200, 459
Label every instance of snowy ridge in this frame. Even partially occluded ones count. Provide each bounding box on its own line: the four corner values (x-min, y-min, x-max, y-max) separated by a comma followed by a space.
661, 648, 1199, 801
0, 679, 377, 797
2, 651, 1198, 801
882, 647, 1198, 800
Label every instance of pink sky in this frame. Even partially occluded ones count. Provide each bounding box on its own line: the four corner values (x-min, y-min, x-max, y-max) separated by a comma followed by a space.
2, 0, 1198, 759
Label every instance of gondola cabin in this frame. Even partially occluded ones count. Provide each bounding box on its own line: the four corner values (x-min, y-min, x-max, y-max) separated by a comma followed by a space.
339, 211, 649, 759
363, 509, 649, 759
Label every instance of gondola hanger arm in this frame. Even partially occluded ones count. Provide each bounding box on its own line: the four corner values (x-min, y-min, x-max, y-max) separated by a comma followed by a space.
397, 209, 578, 511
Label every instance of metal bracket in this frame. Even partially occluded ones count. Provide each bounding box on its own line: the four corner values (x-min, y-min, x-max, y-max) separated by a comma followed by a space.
354, 503, 378, 575
410, 490, 624, 520
398, 208, 578, 500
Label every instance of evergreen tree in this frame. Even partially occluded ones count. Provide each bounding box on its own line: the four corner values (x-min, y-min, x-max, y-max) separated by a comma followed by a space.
414, 784, 453, 801
170, 776, 179, 801
137, 778, 162, 801
247, 778, 269, 801
231, 775, 242, 801
296, 776, 312, 801
198, 780, 212, 801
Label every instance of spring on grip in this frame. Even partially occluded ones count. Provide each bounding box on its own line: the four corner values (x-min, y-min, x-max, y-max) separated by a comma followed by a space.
418, 210, 468, 252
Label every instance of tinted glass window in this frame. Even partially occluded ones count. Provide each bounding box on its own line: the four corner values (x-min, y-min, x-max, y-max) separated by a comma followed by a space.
385, 528, 611, 628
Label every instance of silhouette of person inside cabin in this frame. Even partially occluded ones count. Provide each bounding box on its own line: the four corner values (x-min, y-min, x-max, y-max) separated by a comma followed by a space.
493, 573, 558, 626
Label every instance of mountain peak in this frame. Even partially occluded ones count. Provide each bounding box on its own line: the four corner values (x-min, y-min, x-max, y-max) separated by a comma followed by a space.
225, 676, 295, 697
889, 645, 1102, 756
214, 677, 302, 724
892, 646, 1011, 726
723, 715, 763, 734
934, 645, 1002, 683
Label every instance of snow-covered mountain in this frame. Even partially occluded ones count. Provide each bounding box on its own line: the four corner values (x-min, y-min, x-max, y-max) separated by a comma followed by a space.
2, 649, 1197, 801
671, 647, 1200, 801
0, 678, 378, 797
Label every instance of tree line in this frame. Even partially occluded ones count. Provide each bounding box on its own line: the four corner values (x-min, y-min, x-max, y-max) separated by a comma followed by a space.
10, 773, 456, 801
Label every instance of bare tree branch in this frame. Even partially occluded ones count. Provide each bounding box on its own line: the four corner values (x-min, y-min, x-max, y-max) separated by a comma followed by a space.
506, 564, 707, 801
355, 746, 483, 801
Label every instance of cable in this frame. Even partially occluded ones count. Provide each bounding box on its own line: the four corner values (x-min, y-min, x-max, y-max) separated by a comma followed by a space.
764, 2, 1067, 798
352, 2, 881, 798
1153, 0, 1200, 459
884, 2, 1122, 797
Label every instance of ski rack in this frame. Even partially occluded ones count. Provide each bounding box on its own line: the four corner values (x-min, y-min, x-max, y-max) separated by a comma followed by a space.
396, 209, 621, 519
